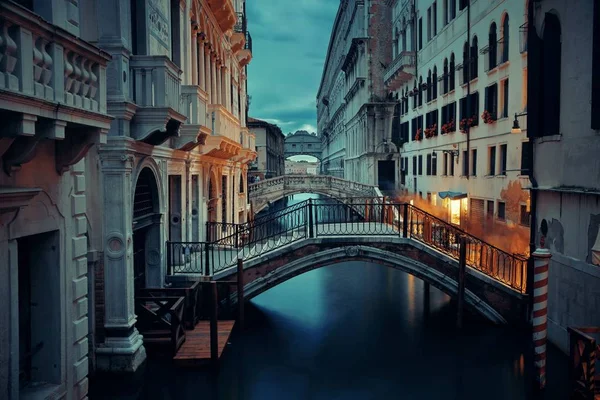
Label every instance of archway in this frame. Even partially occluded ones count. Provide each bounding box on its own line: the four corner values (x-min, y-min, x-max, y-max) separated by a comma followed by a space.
207, 170, 218, 223
132, 167, 162, 291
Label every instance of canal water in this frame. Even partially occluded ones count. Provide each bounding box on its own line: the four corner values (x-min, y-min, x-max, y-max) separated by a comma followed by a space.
90, 193, 569, 400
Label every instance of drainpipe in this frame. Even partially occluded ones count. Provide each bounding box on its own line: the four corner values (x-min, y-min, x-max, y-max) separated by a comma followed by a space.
465, 1, 471, 181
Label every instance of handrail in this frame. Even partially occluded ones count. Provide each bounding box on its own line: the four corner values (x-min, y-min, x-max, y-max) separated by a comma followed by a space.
167, 199, 527, 292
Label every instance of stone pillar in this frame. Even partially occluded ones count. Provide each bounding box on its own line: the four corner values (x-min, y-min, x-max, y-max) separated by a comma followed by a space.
204, 45, 211, 98
198, 38, 205, 91
96, 153, 146, 372
216, 63, 222, 105
191, 32, 198, 86
532, 248, 552, 390
34, 0, 80, 36
211, 54, 217, 104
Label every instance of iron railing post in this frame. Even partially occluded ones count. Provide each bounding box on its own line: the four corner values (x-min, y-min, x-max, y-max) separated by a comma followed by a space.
403, 204, 409, 237
308, 198, 314, 238
205, 242, 211, 276
235, 224, 239, 249
166, 241, 172, 276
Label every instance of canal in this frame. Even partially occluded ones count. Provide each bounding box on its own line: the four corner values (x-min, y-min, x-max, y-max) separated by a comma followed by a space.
90, 193, 569, 400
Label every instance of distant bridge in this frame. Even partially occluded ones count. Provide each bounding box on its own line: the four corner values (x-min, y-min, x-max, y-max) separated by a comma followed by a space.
284, 131, 322, 159
167, 199, 529, 324
248, 174, 381, 213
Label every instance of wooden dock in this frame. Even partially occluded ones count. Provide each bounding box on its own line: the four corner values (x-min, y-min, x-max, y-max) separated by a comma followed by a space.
173, 320, 235, 366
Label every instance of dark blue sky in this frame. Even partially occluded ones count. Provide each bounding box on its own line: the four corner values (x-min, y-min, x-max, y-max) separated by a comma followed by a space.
246, 1, 339, 135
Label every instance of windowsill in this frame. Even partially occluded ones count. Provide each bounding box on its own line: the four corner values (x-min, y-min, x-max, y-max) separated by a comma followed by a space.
486, 174, 496, 178
534, 134, 562, 143
498, 60, 510, 70
470, 175, 477, 178
448, 88, 456, 94
496, 218, 507, 223
486, 66, 498, 75
496, 174, 507, 178
470, 77, 479, 85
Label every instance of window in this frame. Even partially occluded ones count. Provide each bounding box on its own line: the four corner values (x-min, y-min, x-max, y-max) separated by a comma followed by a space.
450, 0, 456, 20
433, 1, 438, 36
419, 18, 423, 50
432, 154, 437, 175
540, 13, 561, 136
471, 36, 479, 80
487, 200, 494, 217
427, 70, 432, 102
443, 0, 449, 25
418, 155, 423, 175
449, 53, 456, 90
427, 8, 432, 41
432, 66, 438, 98
500, 78, 509, 118
462, 150, 468, 176
413, 82, 418, 109
593, 0, 600, 129
418, 76, 423, 106
471, 149, 477, 176
459, 0, 467, 11
521, 141, 532, 174
520, 204, 531, 226
499, 144, 507, 175
426, 110, 439, 135
497, 201, 506, 221
488, 22, 498, 70
500, 14, 510, 64
441, 102, 456, 132
488, 146, 496, 175
443, 153, 448, 175
426, 154, 432, 175
411, 116, 423, 140
413, 156, 417, 175
449, 153, 455, 176
484, 83, 498, 120
460, 92, 479, 126
462, 42, 469, 84
443, 58, 449, 94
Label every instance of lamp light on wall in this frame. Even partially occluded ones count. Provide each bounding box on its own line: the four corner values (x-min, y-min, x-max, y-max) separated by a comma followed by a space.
433, 149, 460, 164
511, 112, 528, 134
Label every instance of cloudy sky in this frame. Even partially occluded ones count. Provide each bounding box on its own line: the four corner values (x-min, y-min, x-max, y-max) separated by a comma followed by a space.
246, 0, 339, 136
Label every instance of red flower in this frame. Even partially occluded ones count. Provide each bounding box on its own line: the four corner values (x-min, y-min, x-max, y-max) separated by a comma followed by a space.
481, 110, 495, 124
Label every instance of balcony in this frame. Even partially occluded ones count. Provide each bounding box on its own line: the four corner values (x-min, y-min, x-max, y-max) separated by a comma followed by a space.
204, 104, 242, 159
231, 12, 247, 52
175, 85, 210, 151
129, 55, 186, 145
233, 128, 257, 163
384, 51, 416, 91
236, 31, 252, 67
0, 1, 112, 175
207, 0, 236, 32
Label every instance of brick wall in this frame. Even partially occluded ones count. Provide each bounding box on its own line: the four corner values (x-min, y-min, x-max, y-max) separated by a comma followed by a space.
367, 0, 393, 100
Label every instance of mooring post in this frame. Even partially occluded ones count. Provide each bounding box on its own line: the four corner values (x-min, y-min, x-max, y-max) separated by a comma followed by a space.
236, 258, 245, 330
457, 235, 467, 329
532, 248, 552, 391
210, 281, 219, 368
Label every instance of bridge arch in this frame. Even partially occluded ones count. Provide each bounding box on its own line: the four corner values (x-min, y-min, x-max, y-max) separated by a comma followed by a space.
237, 245, 506, 324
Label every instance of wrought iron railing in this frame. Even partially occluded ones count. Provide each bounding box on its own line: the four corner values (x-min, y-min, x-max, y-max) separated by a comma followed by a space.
568, 326, 599, 399
167, 198, 528, 292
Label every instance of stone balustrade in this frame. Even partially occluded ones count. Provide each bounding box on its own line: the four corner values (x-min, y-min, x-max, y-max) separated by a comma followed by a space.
209, 104, 239, 142
0, 1, 109, 114
181, 85, 208, 126
130, 55, 181, 112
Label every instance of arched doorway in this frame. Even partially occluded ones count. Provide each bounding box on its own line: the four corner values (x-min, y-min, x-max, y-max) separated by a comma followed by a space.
133, 167, 161, 292
207, 170, 218, 241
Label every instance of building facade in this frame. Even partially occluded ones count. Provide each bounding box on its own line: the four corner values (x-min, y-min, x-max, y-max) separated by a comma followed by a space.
387, 0, 530, 241
285, 160, 320, 175
83, 0, 254, 375
0, 1, 112, 399
527, 0, 600, 352
317, 0, 399, 191
247, 117, 285, 180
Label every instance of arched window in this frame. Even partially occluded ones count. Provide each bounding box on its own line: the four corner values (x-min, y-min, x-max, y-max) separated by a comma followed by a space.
443, 58, 449, 94
471, 36, 479, 80
432, 66, 438, 98
413, 81, 418, 109
541, 13, 561, 136
450, 53, 455, 90
501, 14, 510, 63
462, 42, 469, 84
427, 70, 432, 102
418, 76, 423, 106
489, 22, 497, 69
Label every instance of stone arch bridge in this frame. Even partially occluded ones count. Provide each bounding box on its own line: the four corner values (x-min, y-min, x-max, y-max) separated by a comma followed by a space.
167, 199, 530, 325
248, 174, 382, 213
284, 131, 322, 159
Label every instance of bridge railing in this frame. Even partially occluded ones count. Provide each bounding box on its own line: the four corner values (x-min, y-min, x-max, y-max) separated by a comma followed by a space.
166, 198, 527, 293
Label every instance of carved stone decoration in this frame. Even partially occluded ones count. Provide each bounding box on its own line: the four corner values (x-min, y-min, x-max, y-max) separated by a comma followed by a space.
2, 135, 42, 176
139, 119, 182, 146
345, 246, 360, 257
106, 233, 126, 259
55, 130, 95, 174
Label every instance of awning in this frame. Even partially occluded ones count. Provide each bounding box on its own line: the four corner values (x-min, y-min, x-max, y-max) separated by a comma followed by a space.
438, 191, 468, 200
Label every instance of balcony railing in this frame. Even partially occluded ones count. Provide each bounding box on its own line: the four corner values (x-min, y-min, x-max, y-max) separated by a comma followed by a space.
181, 85, 207, 126
245, 31, 252, 52
209, 104, 240, 142
0, 2, 109, 114
130, 56, 181, 111
384, 51, 416, 82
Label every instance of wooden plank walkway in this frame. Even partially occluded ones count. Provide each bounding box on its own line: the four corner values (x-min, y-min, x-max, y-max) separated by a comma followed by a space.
173, 320, 235, 366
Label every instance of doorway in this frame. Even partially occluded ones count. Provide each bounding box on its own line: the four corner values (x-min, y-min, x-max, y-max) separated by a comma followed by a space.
378, 160, 395, 191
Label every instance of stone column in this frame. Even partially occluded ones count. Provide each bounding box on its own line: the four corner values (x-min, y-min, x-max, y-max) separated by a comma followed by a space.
204, 45, 211, 98
191, 31, 198, 86
211, 54, 217, 104
198, 37, 205, 91
216, 63, 222, 105
96, 153, 146, 372
532, 247, 552, 390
